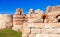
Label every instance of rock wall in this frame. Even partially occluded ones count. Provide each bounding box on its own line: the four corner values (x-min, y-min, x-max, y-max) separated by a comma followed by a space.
12, 6, 60, 32
0, 14, 13, 29
46, 6, 60, 23
22, 6, 60, 37
0, 6, 58, 37
0, 6, 59, 37
22, 23, 60, 37
27, 8, 43, 23
12, 8, 27, 31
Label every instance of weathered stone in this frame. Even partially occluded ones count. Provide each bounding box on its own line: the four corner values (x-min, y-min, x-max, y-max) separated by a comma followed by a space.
12, 25, 23, 32
27, 23, 44, 28
27, 9, 44, 23
57, 16, 60, 19
35, 9, 43, 14
0, 14, 13, 29
12, 8, 28, 32
29, 34, 35, 37
36, 34, 42, 37
46, 6, 60, 13
22, 27, 30, 34
46, 28, 60, 34
1, 6, 60, 37
44, 23, 60, 28
28, 8, 34, 14
22, 33, 28, 37
31, 28, 42, 34
46, 6, 60, 23
36, 34, 60, 37
27, 23, 35, 27
15, 8, 24, 15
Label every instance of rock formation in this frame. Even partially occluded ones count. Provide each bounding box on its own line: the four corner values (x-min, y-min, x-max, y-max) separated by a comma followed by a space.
46, 6, 60, 23
27, 9, 43, 23
35, 9, 43, 23
0, 14, 13, 29
12, 8, 27, 32
22, 6, 60, 37
27, 8, 36, 23
0, 6, 60, 37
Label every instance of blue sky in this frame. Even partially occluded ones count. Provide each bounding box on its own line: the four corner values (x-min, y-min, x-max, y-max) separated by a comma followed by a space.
0, 0, 60, 15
